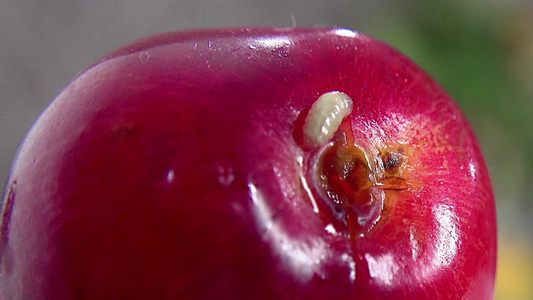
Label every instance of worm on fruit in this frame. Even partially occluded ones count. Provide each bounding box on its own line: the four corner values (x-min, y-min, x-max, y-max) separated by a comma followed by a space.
303, 91, 353, 148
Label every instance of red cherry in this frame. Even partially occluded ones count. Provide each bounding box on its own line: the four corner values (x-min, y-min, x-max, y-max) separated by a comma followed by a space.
0, 28, 496, 299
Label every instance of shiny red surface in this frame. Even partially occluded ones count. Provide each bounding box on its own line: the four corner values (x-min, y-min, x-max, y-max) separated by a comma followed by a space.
0, 28, 496, 299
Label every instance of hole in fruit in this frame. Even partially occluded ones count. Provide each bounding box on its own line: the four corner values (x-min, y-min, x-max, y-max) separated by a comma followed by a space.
308, 121, 414, 238
316, 137, 381, 237
319, 144, 372, 207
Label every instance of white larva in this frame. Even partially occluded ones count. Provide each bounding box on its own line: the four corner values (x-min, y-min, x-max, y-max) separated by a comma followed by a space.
303, 91, 353, 148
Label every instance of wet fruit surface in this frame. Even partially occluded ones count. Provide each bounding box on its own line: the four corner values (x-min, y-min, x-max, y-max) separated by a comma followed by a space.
314, 121, 414, 240
0, 28, 496, 299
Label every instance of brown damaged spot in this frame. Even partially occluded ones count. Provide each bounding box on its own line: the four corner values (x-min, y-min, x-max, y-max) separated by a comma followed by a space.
377, 146, 413, 191
312, 123, 422, 238
381, 147, 406, 175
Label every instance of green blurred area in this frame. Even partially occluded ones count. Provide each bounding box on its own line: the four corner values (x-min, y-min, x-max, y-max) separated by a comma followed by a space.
362, 1, 533, 298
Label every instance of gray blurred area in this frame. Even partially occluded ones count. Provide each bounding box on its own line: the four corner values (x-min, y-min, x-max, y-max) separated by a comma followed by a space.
0, 0, 395, 186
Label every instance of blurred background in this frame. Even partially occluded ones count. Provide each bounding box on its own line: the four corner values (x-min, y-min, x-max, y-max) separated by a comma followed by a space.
1, 0, 531, 298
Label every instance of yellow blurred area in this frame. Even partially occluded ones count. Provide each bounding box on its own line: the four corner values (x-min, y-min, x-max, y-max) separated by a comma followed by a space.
495, 239, 533, 300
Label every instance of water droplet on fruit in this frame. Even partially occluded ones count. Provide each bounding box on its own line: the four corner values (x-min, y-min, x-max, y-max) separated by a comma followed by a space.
468, 161, 477, 179
296, 155, 304, 167
393, 71, 409, 83
324, 223, 338, 235
341, 253, 356, 282
139, 51, 150, 64
217, 163, 234, 187
166, 169, 175, 184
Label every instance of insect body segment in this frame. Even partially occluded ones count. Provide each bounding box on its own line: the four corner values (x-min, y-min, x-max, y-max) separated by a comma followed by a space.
303, 91, 353, 148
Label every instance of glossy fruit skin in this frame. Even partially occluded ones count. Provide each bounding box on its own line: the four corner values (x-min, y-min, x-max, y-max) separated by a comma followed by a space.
0, 28, 496, 299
